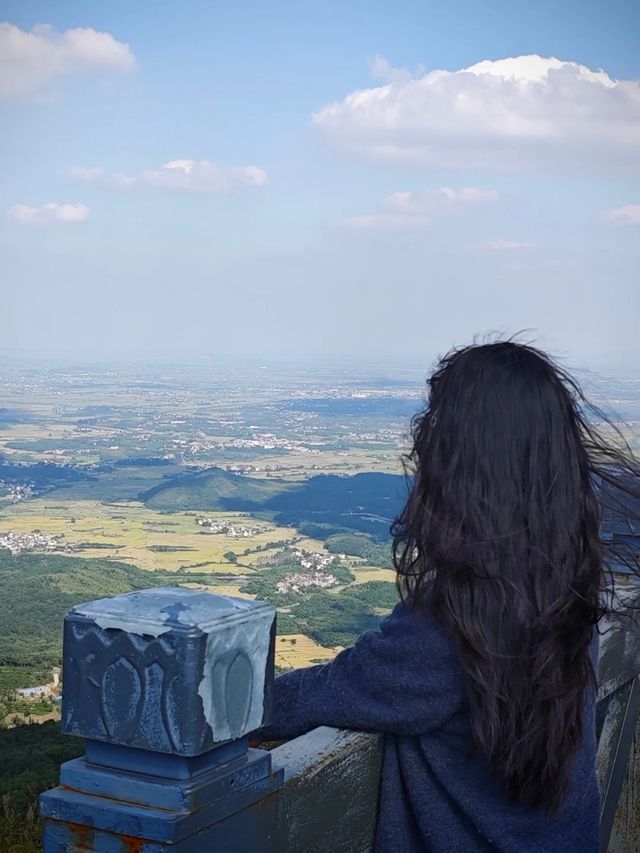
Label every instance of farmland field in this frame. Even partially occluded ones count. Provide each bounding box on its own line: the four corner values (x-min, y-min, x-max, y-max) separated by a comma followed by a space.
274, 634, 341, 668
0, 498, 311, 572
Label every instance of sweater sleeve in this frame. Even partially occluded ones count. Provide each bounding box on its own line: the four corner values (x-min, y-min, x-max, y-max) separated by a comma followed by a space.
259, 601, 463, 740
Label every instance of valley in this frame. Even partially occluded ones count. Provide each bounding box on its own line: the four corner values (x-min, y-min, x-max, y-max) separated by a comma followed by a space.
0, 356, 638, 731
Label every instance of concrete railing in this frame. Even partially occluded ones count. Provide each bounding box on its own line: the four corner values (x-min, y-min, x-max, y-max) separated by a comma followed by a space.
40, 582, 640, 852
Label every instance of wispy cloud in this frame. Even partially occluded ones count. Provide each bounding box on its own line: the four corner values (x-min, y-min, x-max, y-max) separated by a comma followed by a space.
314, 55, 640, 172
68, 159, 268, 192
66, 166, 136, 187
469, 240, 534, 252
600, 203, 640, 224
7, 202, 90, 224
0, 22, 135, 99
338, 187, 498, 230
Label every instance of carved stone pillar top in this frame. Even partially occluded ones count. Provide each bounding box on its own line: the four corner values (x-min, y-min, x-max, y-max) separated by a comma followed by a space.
61, 587, 276, 755
42, 589, 282, 850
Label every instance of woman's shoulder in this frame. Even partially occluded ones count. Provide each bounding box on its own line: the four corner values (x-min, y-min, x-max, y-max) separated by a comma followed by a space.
381, 596, 459, 656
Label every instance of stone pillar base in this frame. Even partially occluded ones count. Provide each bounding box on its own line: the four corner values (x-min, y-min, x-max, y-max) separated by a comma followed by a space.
41, 745, 282, 851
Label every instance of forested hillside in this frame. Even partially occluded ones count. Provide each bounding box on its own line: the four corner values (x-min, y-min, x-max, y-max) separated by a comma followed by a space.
0, 551, 155, 691
141, 468, 407, 541
0, 721, 84, 851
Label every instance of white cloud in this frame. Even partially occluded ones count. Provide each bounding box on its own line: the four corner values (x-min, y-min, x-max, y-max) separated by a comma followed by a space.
469, 239, 534, 252
369, 55, 414, 83
0, 22, 135, 99
66, 165, 136, 187
68, 159, 268, 192
339, 186, 498, 230
600, 203, 640, 225
314, 54, 640, 171
7, 202, 90, 224
140, 160, 268, 191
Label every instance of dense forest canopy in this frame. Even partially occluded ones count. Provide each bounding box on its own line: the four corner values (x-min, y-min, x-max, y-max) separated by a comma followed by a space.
0, 551, 154, 686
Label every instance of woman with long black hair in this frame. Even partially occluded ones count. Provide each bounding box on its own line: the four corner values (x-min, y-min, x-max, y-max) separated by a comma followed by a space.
259, 340, 640, 852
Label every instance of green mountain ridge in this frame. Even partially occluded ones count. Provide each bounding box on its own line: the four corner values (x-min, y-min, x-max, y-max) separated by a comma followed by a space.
140, 466, 292, 510
140, 467, 407, 541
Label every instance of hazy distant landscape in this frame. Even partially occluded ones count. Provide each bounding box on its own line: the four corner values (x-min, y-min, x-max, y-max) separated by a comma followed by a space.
0, 357, 425, 708
0, 355, 639, 833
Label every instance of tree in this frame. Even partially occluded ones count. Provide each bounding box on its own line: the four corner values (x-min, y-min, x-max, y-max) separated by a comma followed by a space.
223, 551, 237, 564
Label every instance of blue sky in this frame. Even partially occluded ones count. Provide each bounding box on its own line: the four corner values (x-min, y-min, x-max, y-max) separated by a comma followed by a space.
1, 0, 638, 368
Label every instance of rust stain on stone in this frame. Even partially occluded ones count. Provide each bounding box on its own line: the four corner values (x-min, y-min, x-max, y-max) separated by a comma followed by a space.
121, 834, 146, 853
67, 822, 94, 851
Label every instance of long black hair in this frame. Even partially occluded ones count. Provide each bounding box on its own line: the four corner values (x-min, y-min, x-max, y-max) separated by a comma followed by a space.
392, 340, 640, 814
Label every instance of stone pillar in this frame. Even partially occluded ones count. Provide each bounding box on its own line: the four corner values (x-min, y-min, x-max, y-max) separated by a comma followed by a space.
40, 587, 282, 852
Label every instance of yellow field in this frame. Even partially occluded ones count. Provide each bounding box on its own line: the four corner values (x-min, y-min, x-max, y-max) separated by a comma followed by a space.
0, 421, 131, 467
275, 634, 339, 669
0, 423, 76, 461
0, 499, 326, 573
352, 567, 397, 584
245, 448, 402, 480
179, 582, 255, 600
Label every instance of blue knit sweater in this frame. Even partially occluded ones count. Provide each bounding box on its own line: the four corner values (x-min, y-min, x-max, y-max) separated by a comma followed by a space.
262, 600, 599, 852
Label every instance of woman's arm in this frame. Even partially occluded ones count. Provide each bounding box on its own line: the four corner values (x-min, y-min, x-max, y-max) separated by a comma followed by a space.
259, 601, 463, 740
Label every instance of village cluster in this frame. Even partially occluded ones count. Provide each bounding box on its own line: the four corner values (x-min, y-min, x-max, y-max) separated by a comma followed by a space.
171, 432, 310, 459
219, 461, 348, 476
291, 547, 343, 571
0, 530, 77, 556
275, 547, 345, 595
195, 517, 271, 537
276, 569, 338, 595
0, 482, 33, 502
